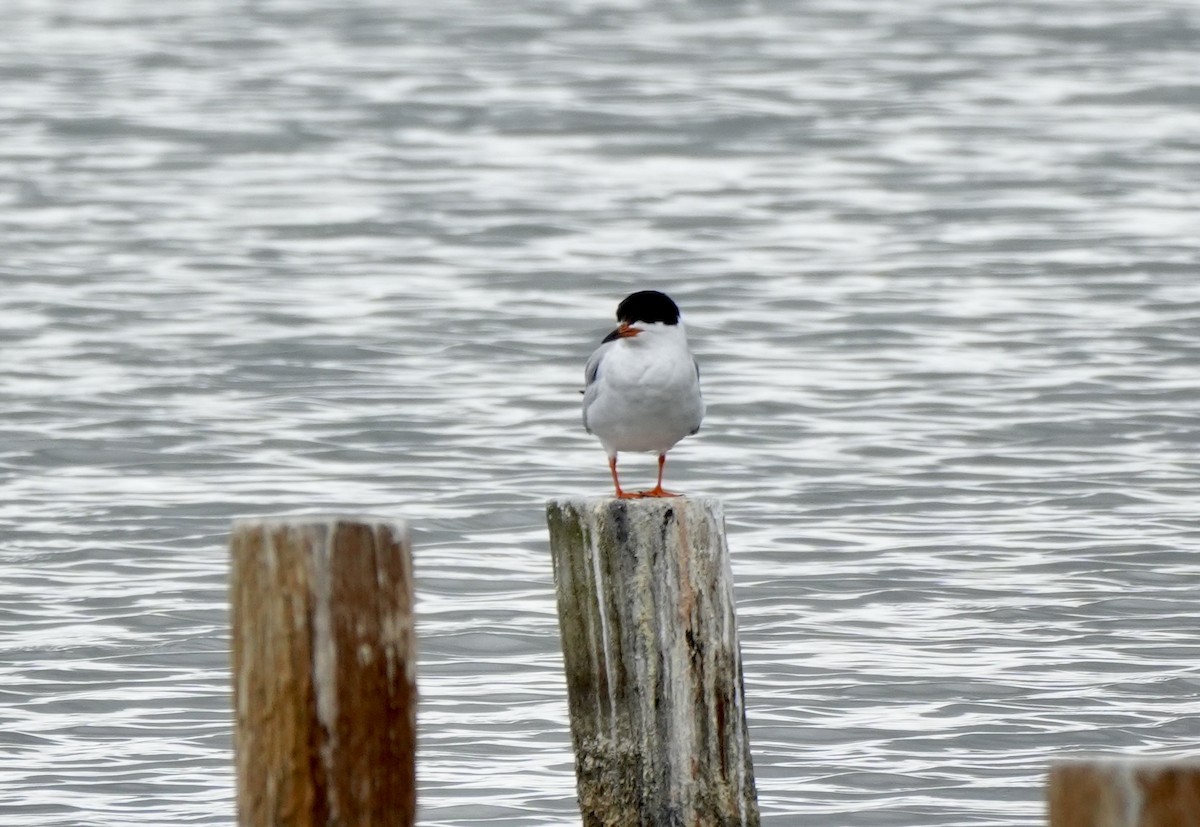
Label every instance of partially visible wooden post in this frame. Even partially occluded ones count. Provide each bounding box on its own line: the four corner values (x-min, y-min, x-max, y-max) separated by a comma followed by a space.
1048, 759, 1200, 827
546, 497, 759, 827
230, 517, 416, 827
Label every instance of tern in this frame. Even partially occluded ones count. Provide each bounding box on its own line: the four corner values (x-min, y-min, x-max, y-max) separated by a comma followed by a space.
582, 290, 704, 499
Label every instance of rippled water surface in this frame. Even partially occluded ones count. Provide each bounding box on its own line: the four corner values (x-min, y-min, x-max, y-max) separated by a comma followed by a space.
3, 1, 1200, 824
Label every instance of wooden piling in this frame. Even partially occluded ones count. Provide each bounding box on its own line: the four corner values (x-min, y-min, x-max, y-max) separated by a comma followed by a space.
1048, 759, 1200, 827
546, 496, 759, 827
229, 517, 416, 827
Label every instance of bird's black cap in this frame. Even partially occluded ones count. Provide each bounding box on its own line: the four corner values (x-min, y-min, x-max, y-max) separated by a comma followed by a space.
615, 290, 680, 325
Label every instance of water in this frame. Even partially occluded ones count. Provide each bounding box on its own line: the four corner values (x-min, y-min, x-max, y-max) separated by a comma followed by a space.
2, 0, 1199, 824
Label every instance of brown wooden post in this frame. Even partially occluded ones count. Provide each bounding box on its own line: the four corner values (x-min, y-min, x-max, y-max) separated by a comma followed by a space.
229, 517, 416, 827
1048, 759, 1200, 827
546, 496, 759, 827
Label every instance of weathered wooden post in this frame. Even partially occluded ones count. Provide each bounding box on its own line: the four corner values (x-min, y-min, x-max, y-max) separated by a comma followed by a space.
546, 496, 759, 827
229, 517, 416, 827
1048, 759, 1200, 827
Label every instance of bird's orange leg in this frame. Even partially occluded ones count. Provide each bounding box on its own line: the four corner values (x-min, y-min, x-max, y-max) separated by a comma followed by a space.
610, 456, 642, 499
643, 453, 680, 498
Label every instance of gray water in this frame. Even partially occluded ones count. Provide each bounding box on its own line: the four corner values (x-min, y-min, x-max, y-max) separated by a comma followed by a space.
3, 0, 1199, 824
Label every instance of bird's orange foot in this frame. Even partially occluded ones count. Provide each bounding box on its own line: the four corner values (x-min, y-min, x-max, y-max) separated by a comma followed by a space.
640, 486, 681, 498
615, 490, 645, 500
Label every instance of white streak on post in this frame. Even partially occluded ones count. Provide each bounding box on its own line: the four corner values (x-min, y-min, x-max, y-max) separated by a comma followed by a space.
586, 519, 619, 740
310, 521, 339, 815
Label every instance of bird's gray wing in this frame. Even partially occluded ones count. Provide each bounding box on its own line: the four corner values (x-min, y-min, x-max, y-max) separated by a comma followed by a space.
689, 355, 702, 435
581, 342, 611, 434
585, 345, 605, 387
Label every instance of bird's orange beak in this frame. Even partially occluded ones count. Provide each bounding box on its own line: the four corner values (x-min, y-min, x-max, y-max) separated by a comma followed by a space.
616, 322, 641, 338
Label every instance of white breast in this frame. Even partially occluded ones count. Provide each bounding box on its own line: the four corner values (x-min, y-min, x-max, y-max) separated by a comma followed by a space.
582, 323, 704, 455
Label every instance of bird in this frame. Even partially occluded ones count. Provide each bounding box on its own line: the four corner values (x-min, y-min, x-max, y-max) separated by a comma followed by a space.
582, 290, 704, 499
